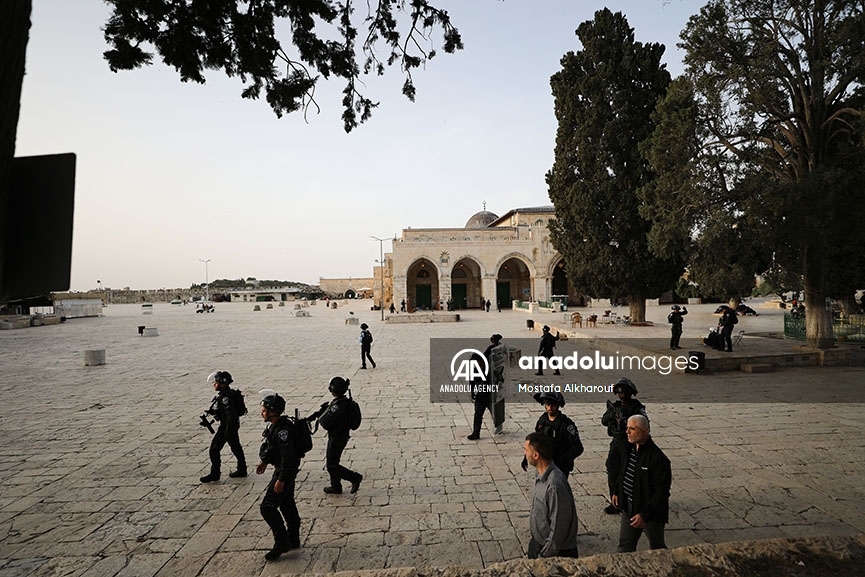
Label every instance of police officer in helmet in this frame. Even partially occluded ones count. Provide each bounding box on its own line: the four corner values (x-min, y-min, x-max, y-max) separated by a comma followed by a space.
521, 391, 584, 477
256, 393, 301, 560
200, 371, 247, 482
317, 376, 363, 495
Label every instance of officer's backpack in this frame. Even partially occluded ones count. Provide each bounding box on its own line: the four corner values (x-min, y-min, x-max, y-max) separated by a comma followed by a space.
347, 399, 362, 431
232, 389, 248, 416
361, 329, 373, 345
292, 410, 314, 459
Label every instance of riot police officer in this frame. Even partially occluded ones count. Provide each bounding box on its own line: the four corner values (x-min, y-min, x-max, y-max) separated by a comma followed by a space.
317, 377, 363, 495
521, 391, 583, 477
256, 393, 301, 560
200, 371, 247, 482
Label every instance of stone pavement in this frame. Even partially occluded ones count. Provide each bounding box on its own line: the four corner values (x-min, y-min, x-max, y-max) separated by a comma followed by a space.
1, 299, 863, 577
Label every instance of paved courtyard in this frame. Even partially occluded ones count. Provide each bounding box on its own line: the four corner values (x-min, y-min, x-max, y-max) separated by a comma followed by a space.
1, 299, 863, 577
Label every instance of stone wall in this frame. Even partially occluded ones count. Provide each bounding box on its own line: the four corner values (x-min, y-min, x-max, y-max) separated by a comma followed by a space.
274, 535, 865, 577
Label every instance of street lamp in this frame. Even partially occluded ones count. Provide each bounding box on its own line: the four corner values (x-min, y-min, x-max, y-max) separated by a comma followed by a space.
199, 258, 211, 301
370, 236, 391, 321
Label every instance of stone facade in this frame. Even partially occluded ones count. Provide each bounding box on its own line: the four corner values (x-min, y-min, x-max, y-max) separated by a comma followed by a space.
389, 206, 582, 311
318, 277, 376, 299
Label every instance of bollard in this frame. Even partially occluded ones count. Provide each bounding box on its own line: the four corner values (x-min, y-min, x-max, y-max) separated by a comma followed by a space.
84, 349, 106, 366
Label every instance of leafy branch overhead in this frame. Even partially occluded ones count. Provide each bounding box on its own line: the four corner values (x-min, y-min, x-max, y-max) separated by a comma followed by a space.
102, 0, 463, 132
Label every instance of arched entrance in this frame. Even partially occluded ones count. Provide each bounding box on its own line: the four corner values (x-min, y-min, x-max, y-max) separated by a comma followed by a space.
450, 258, 482, 310
406, 258, 439, 311
550, 258, 585, 307
496, 257, 531, 308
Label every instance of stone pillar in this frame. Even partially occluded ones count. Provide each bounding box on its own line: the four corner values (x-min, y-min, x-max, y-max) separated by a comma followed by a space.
393, 275, 407, 308
482, 276, 497, 307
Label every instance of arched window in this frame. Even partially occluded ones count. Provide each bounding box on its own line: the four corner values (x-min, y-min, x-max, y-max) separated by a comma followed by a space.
452, 267, 467, 279
417, 269, 430, 279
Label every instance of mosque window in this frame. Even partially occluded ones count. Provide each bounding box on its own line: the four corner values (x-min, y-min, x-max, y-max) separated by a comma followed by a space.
417, 269, 430, 279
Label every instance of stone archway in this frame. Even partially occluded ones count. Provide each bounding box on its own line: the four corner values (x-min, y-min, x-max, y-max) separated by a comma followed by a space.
496, 257, 531, 307
549, 258, 585, 307
406, 258, 439, 311
450, 258, 483, 310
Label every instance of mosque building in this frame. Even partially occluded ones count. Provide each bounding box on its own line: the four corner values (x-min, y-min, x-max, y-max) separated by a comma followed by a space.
378, 205, 584, 311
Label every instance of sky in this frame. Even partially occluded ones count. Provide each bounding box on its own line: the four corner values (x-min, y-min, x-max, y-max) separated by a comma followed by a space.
16, 0, 707, 291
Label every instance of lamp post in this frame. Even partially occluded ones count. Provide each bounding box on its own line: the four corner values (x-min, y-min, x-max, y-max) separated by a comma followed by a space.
370, 236, 391, 321
198, 258, 211, 301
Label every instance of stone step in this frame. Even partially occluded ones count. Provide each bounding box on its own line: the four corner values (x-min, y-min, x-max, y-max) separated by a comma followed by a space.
740, 363, 773, 373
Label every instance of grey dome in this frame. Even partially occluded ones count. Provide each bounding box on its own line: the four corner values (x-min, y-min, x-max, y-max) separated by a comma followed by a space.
465, 210, 499, 229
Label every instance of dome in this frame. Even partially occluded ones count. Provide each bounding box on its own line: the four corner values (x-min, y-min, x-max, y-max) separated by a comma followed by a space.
465, 210, 499, 229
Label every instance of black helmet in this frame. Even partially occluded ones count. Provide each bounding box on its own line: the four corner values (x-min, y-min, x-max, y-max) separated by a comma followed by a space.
261, 394, 285, 414
328, 376, 350, 396
542, 325, 550, 332
214, 371, 233, 385
490, 333, 502, 343
360, 323, 369, 330
613, 377, 638, 396
671, 305, 681, 310
534, 391, 565, 407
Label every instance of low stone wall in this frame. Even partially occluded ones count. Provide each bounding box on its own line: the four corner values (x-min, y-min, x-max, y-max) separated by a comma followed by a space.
386, 313, 461, 324
277, 535, 865, 577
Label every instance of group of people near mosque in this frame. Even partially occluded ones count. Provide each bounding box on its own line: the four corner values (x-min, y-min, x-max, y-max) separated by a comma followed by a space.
199, 324, 671, 563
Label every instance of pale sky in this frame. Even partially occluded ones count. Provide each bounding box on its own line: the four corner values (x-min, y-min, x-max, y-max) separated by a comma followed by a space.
16, 0, 706, 291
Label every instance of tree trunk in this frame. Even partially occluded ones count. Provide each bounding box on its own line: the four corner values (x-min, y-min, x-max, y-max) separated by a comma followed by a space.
628, 296, 646, 323
0, 1, 33, 298
803, 242, 835, 349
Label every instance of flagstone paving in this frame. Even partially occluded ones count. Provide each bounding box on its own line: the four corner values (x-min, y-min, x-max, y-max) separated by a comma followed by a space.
0, 299, 862, 576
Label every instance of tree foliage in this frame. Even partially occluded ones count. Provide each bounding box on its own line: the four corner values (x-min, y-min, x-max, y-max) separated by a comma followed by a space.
102, 0, 463, 132
546, 9, 684, 322
673, 0, 865, 347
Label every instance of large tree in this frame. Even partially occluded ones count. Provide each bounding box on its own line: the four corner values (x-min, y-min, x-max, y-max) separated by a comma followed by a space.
547, 9, 684, 323
101, 0, 463, 133
679, 0, 865, 348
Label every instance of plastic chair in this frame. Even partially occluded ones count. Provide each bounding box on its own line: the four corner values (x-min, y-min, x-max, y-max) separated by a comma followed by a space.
570, 312, 582, 328
733, 330, 746, 347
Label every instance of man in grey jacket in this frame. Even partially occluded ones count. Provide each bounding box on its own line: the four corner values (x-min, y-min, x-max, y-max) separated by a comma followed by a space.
523, 432, 579, 558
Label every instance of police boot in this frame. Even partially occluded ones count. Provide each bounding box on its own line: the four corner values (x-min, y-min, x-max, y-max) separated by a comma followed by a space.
200, 469, 220, 483
229, 467, 247, 478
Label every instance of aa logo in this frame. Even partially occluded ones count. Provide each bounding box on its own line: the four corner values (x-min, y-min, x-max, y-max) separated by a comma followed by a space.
450, 349, 489, 382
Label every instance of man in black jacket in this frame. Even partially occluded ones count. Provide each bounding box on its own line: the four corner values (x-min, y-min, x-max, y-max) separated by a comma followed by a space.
611, 414, 671, 552
256, 393, 301, 560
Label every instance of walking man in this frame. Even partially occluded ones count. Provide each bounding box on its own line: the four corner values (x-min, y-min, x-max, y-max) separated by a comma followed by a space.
359, 323, 376, 369
318, 377, 363, 495
256, 393, 301, 560
612, 415, 671, 552
523, 432, 579, 559
200, 371, 247, 482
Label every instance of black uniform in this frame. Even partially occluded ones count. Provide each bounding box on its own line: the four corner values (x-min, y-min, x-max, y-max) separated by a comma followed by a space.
717, 308, 738, 351
319, 397, 362, 492
601, 398, 647, 495
207, 388, 246, 477
531, 413, 584, 476
667, 307, 687, 349
470, 344, 498, 438
360, 328, 376, 369
259, 416, 301, 549
536, 330, 560, 376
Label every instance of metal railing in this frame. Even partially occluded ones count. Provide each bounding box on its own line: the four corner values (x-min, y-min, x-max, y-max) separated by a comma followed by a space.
783, 313, 865, 342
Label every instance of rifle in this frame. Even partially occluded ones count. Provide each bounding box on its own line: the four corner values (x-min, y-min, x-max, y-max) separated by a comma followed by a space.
199, 413, 215, 434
